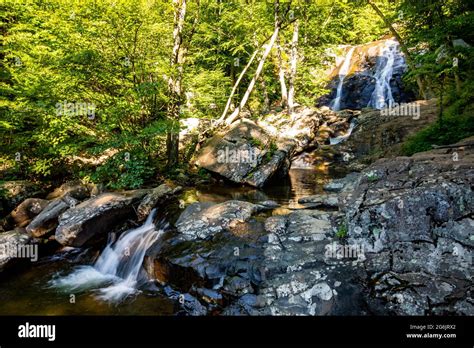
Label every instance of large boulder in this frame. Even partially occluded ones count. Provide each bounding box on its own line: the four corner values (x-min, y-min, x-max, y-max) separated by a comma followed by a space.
55, 190, 149, 247
340, 137, 474, 315
26, 196, 78, 238
145, 199, 269, 311
195, 119, 294, 188
175, 200, 262, 240
137, 184, 182, 221
0, 229, 36, 273
9, 198, 49, 227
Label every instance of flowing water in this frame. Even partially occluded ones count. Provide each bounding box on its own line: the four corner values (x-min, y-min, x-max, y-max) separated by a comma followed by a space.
49, 209, 165, 303
0, 167, 341, 314
330, 119, 357, 145
330, 46, 356, 111
367, 39, 404, 109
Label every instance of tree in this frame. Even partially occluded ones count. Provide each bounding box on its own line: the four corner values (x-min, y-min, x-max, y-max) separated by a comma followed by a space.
221, 0, 281, 125
166, 0, 187, 168
287, 19, 299, 114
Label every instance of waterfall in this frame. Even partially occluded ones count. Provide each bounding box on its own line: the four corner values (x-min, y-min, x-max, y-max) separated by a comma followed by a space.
50, 209, 165, 302
367, 39, 404, 109
330, 46, 356, 111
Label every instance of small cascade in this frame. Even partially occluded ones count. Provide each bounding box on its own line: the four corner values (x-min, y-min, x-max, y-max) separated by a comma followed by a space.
367, 39, 405, 109
50, 209, 165, 302
329, 119, 357, 145
330, 47, 356, 111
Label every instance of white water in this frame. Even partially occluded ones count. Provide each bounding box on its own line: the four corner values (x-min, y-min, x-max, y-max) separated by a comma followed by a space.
367, 39, 404, 109
329, 119, 357, 145
330, 46, 356, 111
50, 209, 164, 302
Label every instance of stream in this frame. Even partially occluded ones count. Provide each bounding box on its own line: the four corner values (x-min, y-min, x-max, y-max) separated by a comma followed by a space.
0, 167, 343, 315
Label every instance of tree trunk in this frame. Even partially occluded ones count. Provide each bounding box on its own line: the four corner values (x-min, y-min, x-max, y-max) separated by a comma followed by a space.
260, 76, 270, 112
287, 19, 299, 115
166, 0, 187, 168
223, 0, 281, 126
277, 37, 288, 108
218, 47, 260, 123
367, 0, 428, 99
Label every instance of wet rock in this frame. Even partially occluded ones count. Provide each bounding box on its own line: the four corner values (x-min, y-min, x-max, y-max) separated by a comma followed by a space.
175, 200, 262, 240
10, 198, 49, 227
330, 99, 438, 168
137, 184, 182, 221
256, 200, 280, 209
55, 190, 149, 247
0, 229, 35, 272
26, 196, 78, 238
298, 194, 339, 209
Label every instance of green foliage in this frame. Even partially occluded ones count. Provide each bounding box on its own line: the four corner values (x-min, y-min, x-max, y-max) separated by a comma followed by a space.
89, 151, 154, 190
336, 223, 348, 239
1, 0, 472, 188
402, 102, 474, 156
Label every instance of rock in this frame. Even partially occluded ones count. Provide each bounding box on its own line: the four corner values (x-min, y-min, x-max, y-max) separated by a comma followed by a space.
137, 184, 182, 221
323, 173, 360, 193
256, 200, 280, 209
0, 229, 35, 272
10, 198, 49, 227
329, 99, 438, 168
257, 106, 324, 153
298, 194, 339, 208
55, 190, 149, 247
195, 119, 293, 188
0, 181, 45, 216
339, 137, 474, 315
46, 181, 92, 200
26, 197, 78, 238
175, 200, 262, 240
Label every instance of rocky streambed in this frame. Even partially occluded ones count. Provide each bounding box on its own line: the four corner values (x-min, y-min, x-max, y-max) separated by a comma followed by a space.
0, 106, 472, 316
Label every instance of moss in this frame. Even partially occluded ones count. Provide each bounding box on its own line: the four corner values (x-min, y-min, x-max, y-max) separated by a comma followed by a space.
336, 223, 348, 239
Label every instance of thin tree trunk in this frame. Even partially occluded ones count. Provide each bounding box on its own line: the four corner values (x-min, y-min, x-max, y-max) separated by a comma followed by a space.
277, 36, 288, 108
167, 0, 187, 168
287, 19, 299, 114
367, 0, 427, 99
260, 76, 270, 112
223, 0, 281, 126
218, 48, 260, 123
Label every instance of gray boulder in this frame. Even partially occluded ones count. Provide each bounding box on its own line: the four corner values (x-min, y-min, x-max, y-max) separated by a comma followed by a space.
195, 119, 294, 188
176, 200, 262, 240
55, 190, 149, 247
137, 184, 182, 221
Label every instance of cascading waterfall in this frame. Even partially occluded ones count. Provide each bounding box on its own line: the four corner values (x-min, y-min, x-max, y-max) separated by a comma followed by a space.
50, 209, 165, 302
330, 46, 356, 111
367, 39, 404, 109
